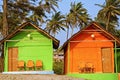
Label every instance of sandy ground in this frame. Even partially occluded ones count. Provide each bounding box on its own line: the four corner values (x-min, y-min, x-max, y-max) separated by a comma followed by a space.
0, 74, 85, 80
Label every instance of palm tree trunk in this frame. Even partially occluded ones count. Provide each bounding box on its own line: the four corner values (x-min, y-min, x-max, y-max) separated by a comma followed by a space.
69, 24, 74, 37
66, 22, 69, 40
71, 28, 73, 37
106, 12, 110, 31
53, 34, 56, 37
3, 0, 8, 37
105, 0, 108, 2
66, 27, 69, 40
69, 24, 74, 36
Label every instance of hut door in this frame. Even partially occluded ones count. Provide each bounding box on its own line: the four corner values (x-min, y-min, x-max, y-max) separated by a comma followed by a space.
101, 48, 112, 73
8, 47, 18, 71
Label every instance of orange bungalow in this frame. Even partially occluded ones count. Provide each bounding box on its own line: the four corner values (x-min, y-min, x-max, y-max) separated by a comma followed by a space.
63, 22, 120, 76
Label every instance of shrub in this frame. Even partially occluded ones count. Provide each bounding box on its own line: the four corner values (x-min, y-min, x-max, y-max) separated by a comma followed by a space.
53, 61, 64, 74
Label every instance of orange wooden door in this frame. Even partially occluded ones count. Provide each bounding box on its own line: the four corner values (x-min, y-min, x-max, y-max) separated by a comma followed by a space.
101, 48, 112, 73
8, 47, 18, 71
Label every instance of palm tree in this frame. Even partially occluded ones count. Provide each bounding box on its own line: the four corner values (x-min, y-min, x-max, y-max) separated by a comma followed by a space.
2, 0, 8, 37
26, 5, 46, 26
5, 0, 31, 33
0, 12, 3, 32
66, 2, 90, 36
1, 0, 60, 34
45, 12, 66, 37
39, 0, 59, 13
26, 0, 59, 26
96, 0, 120, 31
28, 13, 44, 26
64, 14, 71, 40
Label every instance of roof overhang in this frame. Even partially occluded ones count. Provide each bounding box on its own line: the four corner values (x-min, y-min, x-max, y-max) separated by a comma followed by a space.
0, 22, 59, 49
62, 22, 120, 49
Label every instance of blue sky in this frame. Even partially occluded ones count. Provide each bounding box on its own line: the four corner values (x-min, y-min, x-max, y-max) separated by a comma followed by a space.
56, 0, 105, 45
58, 0, 104, 19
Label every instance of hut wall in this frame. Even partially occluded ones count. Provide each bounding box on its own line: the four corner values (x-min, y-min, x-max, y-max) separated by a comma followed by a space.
4, 26, 53, 71
64, 27, 114, 73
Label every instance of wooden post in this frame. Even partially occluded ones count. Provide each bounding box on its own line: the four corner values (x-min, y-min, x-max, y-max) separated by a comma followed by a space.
115, 40, 118, 73
67, 42, 70, 74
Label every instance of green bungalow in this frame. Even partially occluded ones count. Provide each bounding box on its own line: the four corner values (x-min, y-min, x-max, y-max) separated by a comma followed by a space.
0, 22, 59, 74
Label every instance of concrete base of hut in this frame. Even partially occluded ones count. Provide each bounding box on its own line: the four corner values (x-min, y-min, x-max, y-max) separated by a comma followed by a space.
2, 71, 54, 74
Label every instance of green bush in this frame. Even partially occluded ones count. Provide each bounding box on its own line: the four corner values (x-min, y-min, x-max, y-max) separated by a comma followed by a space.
53, 61, 64, 75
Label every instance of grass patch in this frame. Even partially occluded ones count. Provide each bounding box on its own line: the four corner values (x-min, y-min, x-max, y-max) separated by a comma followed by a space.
67, 73, 119, 80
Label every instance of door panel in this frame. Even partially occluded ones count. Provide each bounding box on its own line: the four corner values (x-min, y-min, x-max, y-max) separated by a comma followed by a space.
8, 47, 18, 71
101, 48, 112, 73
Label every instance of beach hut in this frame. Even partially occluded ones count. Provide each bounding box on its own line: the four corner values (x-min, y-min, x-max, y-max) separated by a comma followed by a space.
0, 22, 59, 73
62, 22, 120, 75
